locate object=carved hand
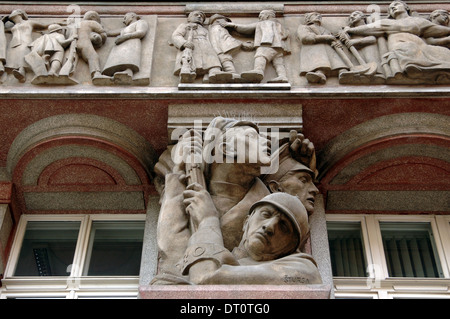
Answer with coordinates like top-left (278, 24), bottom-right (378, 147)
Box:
top-left (183, 41), bottom-right (195, 50)
top-left (288, 130), bottom-right (316, 169)
top-left (183, 183), bottom-right (219, 230)
top-left (171, 129), bottom-right (204, 173)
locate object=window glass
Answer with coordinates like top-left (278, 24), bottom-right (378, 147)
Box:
top-left (327, 221), bottom-right (367, 277)
top-left (83, 221), bottom-right (145, 276)
top-left (380, 222), bottom-right (444, 278)
top-left (14, 221), bottom-right (81, 276)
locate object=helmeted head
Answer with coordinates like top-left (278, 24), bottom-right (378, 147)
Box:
top-left (209, 14), bottom-right (231, 25)
top-left (242, 192), bottom-right (310, 261)
top-left (48, 24), bottom-right (63, 34)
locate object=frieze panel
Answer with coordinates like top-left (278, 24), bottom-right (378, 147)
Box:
top-left (0, 1), bottom-right (449, 87)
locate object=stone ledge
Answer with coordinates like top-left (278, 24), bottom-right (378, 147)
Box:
top-left (138, 284), bottom-right (332, 299)
top-left (0, 85), bottom-right (449, 99)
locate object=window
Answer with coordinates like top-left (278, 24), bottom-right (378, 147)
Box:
top-left (327, 221), bottom-right (368, 277)
top-left (1, 214), bottom-right (146, 299)
top-left (327, 215), bottom-right (450, 299)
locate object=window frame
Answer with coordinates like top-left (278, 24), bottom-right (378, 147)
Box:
top-left (1, 214), bottom-right (146, 299)
top-left (326, 214), bottom-right (450, 299)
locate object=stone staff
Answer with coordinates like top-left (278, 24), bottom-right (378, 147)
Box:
top-left (184, 128), bottom-right (206, 233)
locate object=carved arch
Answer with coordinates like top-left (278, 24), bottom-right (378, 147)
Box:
top-left (7, 114), bottom-right (158, 220)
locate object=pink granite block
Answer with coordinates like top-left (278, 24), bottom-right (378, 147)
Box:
top-left (139, 284), bottom-right (331, 299)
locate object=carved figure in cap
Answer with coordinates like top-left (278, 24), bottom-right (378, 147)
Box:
top-left (170, 11), bottom-right (222, 83)
top-left (208, 14), bottom-right (254, 83)
top-left (25, 23), bottom-right (78, 84)
top-left (101, 12), bottom-right (149, 85)
top-left (264, 140), bottom-right (319, 216)
top-left (219, 9), bottom-right (291, 83)
top-left (297, 12), bottom-right (349, 84)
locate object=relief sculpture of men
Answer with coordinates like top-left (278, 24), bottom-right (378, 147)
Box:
top-left (208, 14), bottom-right (254, 83)
top-left (3, 9), bottom-right (50, 83)
top-left (337, 11), bottom-right (386, 84)
top-left (180, 191), bottom-right (322, 285)
top-left (297, 12), bottom-right (349, 84)
top-left (344, 1), bottom-right (450, 84)
top-left (150, 116), bottom-right (322, 286)
top-left (219, 9), bottom-right (291, 83)
top-left (100, 12), bottom-right (149, 85)
top-left (170, 11), bottom-right (222, 83)
top-left (24, 23), bottom-right (78, 85)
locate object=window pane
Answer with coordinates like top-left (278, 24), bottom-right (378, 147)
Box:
top-left (327, 221), bottom-right (367, 277)
top-left (14, 221), bottom-right (80, 276)
top-left (83, 221), bottom-right (145, 276)
top-left (380, 222), bottom-right (444, 278)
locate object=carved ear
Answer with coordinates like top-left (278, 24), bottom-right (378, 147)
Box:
top-left (268, 180), bottom-right (282, 193)
top-left (242, 216), bottom-right (250, 231)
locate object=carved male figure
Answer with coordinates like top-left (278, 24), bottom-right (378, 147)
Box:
top-left (76, 11), bottom-right (108, 83)
top-left (297, 12), bottom-right (349, 84)
top-left (338, 10), bottom-right (386, 82)
top-left (264, 140), bottom-right (319, 216)
top-left (171, 11), bottom-right (222, 83)
top-left (152, 117), bottom-right (272, 282)
top-left (220, 9), bottom-right (291, 83)
top-left (208, 14), bottom-right (254, 83)
top-left (25, 24), bottom-right (77, 84)
top-left (426, 9), bottom-right (450, 48)
top-left (343, 1), bottom-right (450, 84)
top-left (102, 12), bottom-right (149, 84)
top-left (180, 192), bottom-right (322, 285)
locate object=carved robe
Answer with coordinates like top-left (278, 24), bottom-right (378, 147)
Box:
top-left (5, 21), bottom-right (34, 70)
top-left (102, 19), bottom-right (148, 76)
top-left (171, 22), bottom-right (221, 75)
top-left (382, 17), bottom-right (450, 77)
top-left (297, 24), bottom-right (348, 77)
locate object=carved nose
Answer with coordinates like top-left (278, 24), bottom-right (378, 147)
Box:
top-left (262, 216), bottom-right (278, 236)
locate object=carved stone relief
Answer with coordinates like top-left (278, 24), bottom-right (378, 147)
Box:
top-left (0, 9), bottom-right (153, 86)
top-left (151, 116), bottom-right (322, 285)
top-left (0, 1), bottom-right (449, 86)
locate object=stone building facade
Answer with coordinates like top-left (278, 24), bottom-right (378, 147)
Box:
top-left (0, 1), bottom-right (448, 299)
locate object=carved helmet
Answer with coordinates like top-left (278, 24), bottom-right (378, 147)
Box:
top-left (209, 14), bottom-right (231, 25)
top-left (249, 192), bottom-right (310, 251)
top-left (48, 24), bottom-right (63, 33)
